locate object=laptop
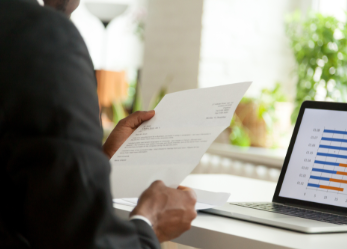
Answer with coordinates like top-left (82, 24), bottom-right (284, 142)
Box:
top-left (202, 101), bottom-right (347, 233)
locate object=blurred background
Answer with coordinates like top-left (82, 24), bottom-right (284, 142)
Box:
top-left (71, 0), bottom-right (347, 184)
top-left (69, 0), bottom-right (347, 248)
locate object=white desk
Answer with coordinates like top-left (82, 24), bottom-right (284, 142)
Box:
top-left (114, 174), bottom-right (347, 249)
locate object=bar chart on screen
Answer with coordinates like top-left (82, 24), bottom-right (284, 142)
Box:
top-left (307, 129), bottom-right (347, 195)
top-left (279, 108), bottom-right (347, 207)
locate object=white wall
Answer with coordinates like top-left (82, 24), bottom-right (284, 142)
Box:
top-left (312, 0), bottom-right (347, 22)
top-left (140, 0), bottom-right (203, 109)
top-left (199, 0), bottom-right (307, 97)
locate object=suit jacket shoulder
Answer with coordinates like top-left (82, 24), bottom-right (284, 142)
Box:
top-left (0, 1), bottom-right (160, 248)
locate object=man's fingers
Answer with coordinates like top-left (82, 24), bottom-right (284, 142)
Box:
top-left (151, 180), bottom-right (165, 188)
top-left (177, 185), bottom-right (190, 191)
top-left (124, 110), bottom-right (155, 129)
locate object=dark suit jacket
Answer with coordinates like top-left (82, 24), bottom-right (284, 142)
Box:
top-left (0, 0), bottom-right (161, 248)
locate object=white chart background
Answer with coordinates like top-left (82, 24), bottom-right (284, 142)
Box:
top-left (280, 108), bottom-right (347, 208)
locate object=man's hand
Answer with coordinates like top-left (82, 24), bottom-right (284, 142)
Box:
top-left (103, 111), bottom-right (155, 159)
top-left (130, 181), bottom-right (197, 243)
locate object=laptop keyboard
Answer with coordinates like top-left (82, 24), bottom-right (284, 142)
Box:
top-left (232, 203), bottom-right (347, 225)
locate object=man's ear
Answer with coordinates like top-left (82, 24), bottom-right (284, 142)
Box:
top-left (43, 0), bottom-right (80, 17)
top-left (65, 0), bottom-right (80, 16)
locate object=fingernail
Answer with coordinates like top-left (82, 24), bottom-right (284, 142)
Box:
top-left (148, 110), bottom-right (155, 114)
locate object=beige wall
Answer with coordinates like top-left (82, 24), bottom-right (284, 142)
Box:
top-left (140, 0), bottom-right (204, 109)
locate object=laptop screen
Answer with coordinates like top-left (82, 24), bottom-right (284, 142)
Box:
top-left (279, 108), bottom-right (347, 208)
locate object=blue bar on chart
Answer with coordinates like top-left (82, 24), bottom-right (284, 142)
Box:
top-left (314, 160), bottom-right (340, 167)
top-left (312, 168), bottom-right (337, 174)
top-left (317, 152), bottom-right (347, 159)
top-left (310, 175), bottom-right (347, 184)
top-left (324, 129), bottom-right (347, 135)
top-left (312, 166), bottom-right (347, 176)
top-left (321, 137), bottom-right (347, 143)
top-left (310, 175), bottom-right (330, 181)
top-left (319, 145), bottom-right (347, 151)
top-left (308, 183), bottom-right (320, 188)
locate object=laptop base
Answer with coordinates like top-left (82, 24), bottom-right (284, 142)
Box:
top-left (202, 202), bottom-right (347, 233)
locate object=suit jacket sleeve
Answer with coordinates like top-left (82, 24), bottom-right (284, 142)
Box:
top-left (0, 2), bottom-right (161, 249)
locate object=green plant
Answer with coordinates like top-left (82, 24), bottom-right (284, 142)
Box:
top-left (149, 85), bottom-right (168, 110)
top-left (230, 117), bottom-right (251, 147)
top-left (133, 7), bottom-right (147, 42)
top-left (148, 76), bottom-right (173, 110)
top-left (132, 89), bottom-right (142, 112)
top-left (111, 82), bottom-right (167, 127)
top-left (257, 83), bottom-right (287, 130)
top-left (286, 11), bottom-right (347, 123)
top-left (230, 83), bottom-right (287, 147)
top-left (112, 101), bottom-right (127, 124)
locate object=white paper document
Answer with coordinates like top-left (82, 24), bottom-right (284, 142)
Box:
top-left (110, 82), bottom-right (251, 199)
top-left (113, 189), bottom-right (231, 210)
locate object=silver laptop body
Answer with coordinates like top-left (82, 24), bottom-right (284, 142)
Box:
top-left (203, 101), bottom-right (347, 233)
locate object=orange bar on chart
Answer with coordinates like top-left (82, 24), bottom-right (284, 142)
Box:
top-left (319, 185), bottom-right (344, 192)
top-left (339, 163), bottom-right (347, 168)
top-left (336, 171), bottom-right (347, 176)
top-left (330, 178), bottom-right (347, 184)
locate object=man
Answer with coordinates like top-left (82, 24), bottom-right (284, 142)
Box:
top-left (0, 0), bottom-right (197, 248)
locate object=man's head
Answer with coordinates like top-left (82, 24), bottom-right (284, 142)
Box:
top-left (43, 0), bottom-right (80, 17)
